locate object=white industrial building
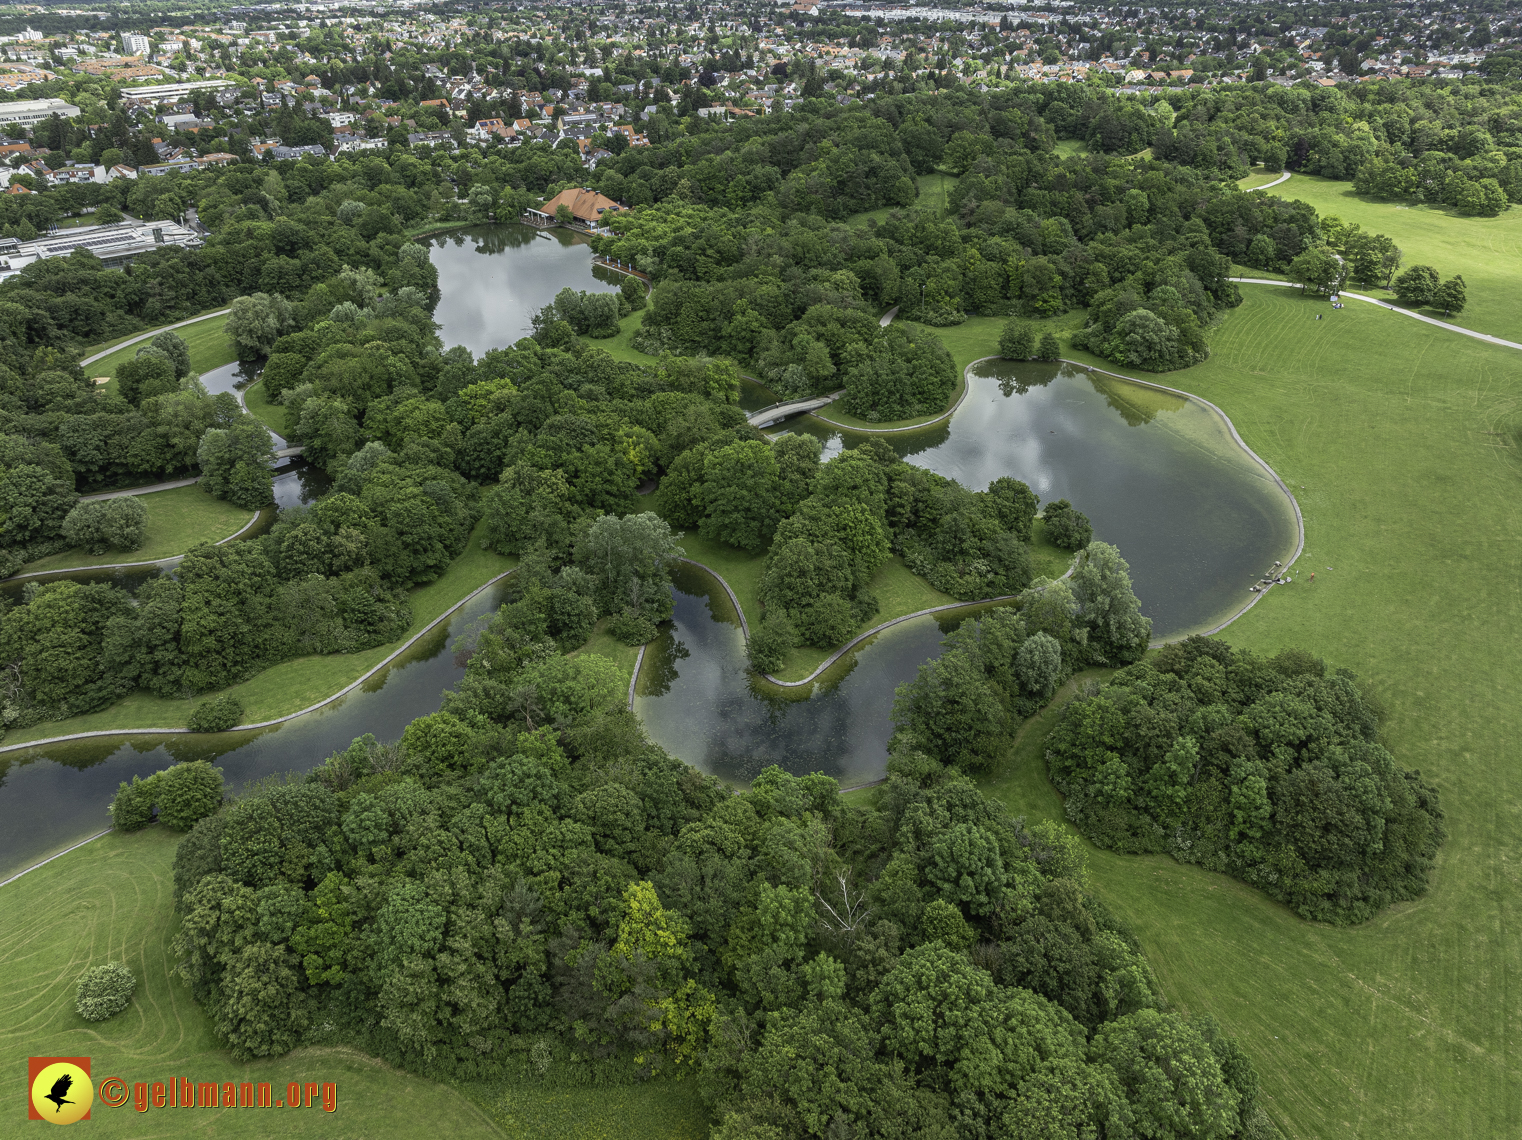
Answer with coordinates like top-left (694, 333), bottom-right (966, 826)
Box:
top-left (0, 219), bottom-right (203, 280)
top-left (0, 98), bottom-right (80, 126)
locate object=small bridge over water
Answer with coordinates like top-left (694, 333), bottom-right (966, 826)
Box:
top-left (746, 390), bottom-right (845, 428)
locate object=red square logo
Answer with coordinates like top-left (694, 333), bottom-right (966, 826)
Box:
top-left (28, 1057), bottom-right (91, 1122)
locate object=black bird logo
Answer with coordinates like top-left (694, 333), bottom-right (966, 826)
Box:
top-left (43, 1073), bottom-right (75, 1113)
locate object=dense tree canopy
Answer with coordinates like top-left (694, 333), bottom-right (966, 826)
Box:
top-left (1046, 636), bottom-right (1445, 924)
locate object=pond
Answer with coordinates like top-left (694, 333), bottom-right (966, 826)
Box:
top-left (0, 228), bottom-right (626, 879)
top-left (637, 361), bottom-right (1299, 786)
top-left (424, 223), bottom-right (624, 357)
top-left (0, 580), bottom-right (509, 881)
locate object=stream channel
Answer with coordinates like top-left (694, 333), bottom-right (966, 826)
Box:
top-left (0, 227), bottom-right (1297, 878)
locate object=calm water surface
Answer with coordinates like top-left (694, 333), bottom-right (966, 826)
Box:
top-left (640, 362), bottom-right (1299, 785)
top-left (425, 223), bottom-right (623, 356)
top-left (0, 581), bottom-right (507, 880)
top-left (0, 259), bottom-right (1301, 872)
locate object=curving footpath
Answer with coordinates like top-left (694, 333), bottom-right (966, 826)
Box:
top-left (1231, 277), bottom-right (1522, 351)
top-left (0, 567), bottom-right (518, 756)
top-left (81, 476), bottom-right (200, 501)
top-left (1245, 171), bottom-right (1292, 192)
top-left (4, 506), bottom-right (268, 582)
top-left (80, 309), bottom-right (232, 368)
top-left (632, 353), bottom-right (1308, 701)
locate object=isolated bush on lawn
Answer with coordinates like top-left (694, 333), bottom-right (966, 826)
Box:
top-left (76, 962), bottom-right (136, 1022)
top-left (61, 496), bottom-right (147, 554)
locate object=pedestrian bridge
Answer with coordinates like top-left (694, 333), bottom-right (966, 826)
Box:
top-left (746, 390), bottom-right (844, 428)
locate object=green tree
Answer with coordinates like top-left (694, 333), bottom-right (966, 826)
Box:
top-left (1393, 264), bottom-right (1440, 307)
top-left (197, 420), bottom-right (275, 509)
top-left (1088, 1009), bottom-right (1241, 1139)
top-left (1071, 542), bottom-right (1151, 665)
top-left (998, 318), bottom-right (1036, 360)
top-left (1287, 247), bottom-right (1341, 295)
top-left (1036, 330), bottom-right (1062, 361)
top-left (1433, 275), bottom-right (1467, 315)
top-left (225, 292), bottom-right (297, 360)
top-left (1041, 500), bottom-right (1093, 551)
top-left (574, 511), bottom-right (683, 620)
top-left (700, 440), bottom-right (782, 551)
top-left (61, 496), bottom-right (147, 554)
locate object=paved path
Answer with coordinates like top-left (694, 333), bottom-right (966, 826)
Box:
top-left (80, 308), bottom-right (232, 368)
top-left (81, 477), bottom-right (199, 501)
top-left (1231, 278), bottom-right (1522, 351)
top-left (879, 304), bottom-right (900, 327)
top-left (4, 507), bottom-right (265, 581)
top-left (1246, 170), bottom-right (1292, 192)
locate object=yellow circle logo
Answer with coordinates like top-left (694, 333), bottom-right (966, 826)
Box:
top-left (29, 1061), bottom-right (93, 1125)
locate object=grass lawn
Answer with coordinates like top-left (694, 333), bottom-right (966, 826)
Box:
top-left (1264, 172), bottom-right (1522, 342)
top-left (572, 616), bottom-right (642, 690)
top-left (982, 283), bottom-right (1522, 1138)
top-left (16, 485), bottom-right (255, 575)
top-left (0, 826), bottom-right (506, 1139)
top-left (243, 378), bottom-right (287, 436)
top-left (847, 171), bottom-right (960, 226)
top-left (2, 522), bottom-right (515, 745)
top-left (1237, 167), bottom-right (1284, 190)
top-left (588, 307), bottom-right (655, 367)
top-left (85, 313), bottom-right (237, 384)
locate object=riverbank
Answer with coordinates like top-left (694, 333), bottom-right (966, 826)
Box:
top-left (83, 311), bottom-right (237, 385)
top-left (243, 377), bottom-right (285, 435)
top-left (0, 521), bottom-right (515, 747)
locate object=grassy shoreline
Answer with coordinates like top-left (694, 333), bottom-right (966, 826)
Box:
top-left (14, 485), bottom-right (256, 576)
top-left (983, 284), bottom-right (1522, 1138)
top-left (1, 521), bottom-right (515, 745)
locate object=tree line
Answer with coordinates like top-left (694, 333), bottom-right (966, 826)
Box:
top-left (125, 613), bottom-right (1280, 1138)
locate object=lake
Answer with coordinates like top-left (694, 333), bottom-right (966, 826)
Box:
top-left (424, 223), bottom-right (624, 356)
top-left (636, 361), bottom-right (1300, 785)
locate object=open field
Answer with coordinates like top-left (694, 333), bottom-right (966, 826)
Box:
top-left (1237, 167), bottom-right (1284, 190)
top-left (0, 825), bottom-right (710, 1139)
top-left (86, 313), bottom-right (237, 383)
top-left (0, 826), bottom-right (506, 1139)
top-left (984, 284), bottom-right (1522, 1138)
top-left (847, 170), bottom-right (960, 226)
top-left (1265, 172), bottom-right (1522, 343)
top-left (2, 521), bottom-right (515, 745)
top-left (15, 485), bottom-right (255, 575)
top-left (242, 378), bottom-right (286, 436)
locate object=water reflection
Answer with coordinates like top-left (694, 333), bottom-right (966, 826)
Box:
top-left (425, 223), bottom-right (624, 357)
top-left (0, 580), bottom-right (510, 879)
top-left (769, 361), bottom-right (1297, 639)
top-left (644, 364), bottom-right (1298, 785)
top-left (635, 564), bottom-right (987, 788)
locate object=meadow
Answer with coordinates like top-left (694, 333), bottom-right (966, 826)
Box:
top-left (16, 484), bottom-right (255, 575)
top-left (994, 283), bottom-right (1522, 1138)
top-left (85, 312), bottom-right (238, 385)
top-left (1265, 172), bottom-right (1522, 343)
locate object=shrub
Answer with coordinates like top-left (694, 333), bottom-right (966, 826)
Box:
top-left (108, 773), bottom-right (160, 831)
top-left (61, 496), bottom-right (147, 555)
top-left (188, 695), bottom-right (244, 733)
top-left (1042, 499), bottom-right (1093, 551)
top-left (998, 318), bottom-right (1035, 360)
top-left (608, 611), bottom-right (658, 646)
top-left (155, 761), bottom-right (225, 830)
top-left (76, 962), bottom-right (136, 1022)
top-left (748, 611), bottom-right (797, 674)
top-left (1036, 330), bottom-right (1062, 362)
